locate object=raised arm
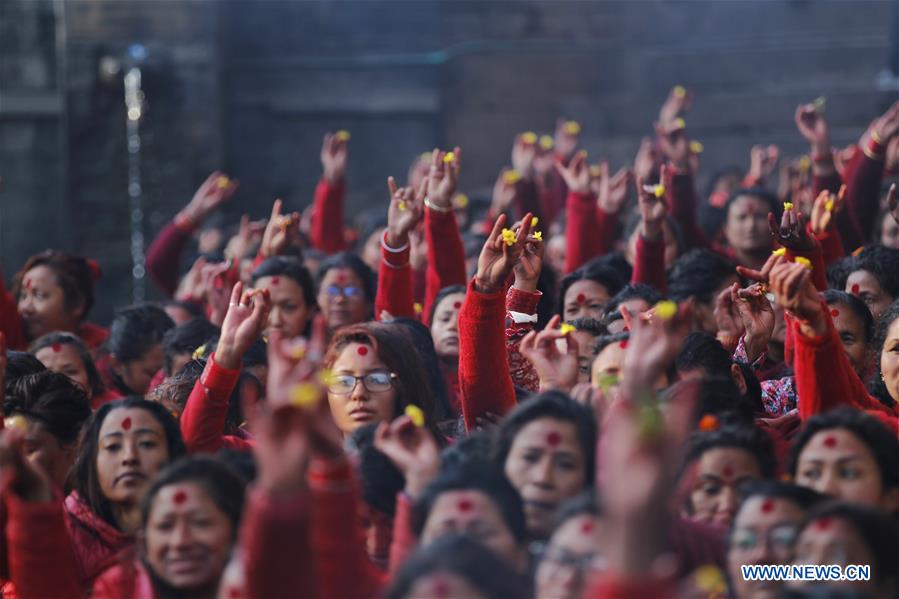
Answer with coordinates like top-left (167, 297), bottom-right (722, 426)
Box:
top-left (375, 177), bottom-right (424, 321)
top-left (309, 132), bottom-right (349, 254)
top-left (631, 168), bottom-right (669, 292)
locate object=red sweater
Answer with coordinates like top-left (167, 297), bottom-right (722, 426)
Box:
top-left (632, 234), bottom-right (668, 293)
top-left (457, 280), bottom-right (518, 431)
top-left (180, 353), bottom-right (251, 454)
top-left (842, 144), bottom-right (886, 251)
top-left (145, 219), bottom-right (195, 298)
top-left (375, 233), bottom-right (415, 321)
top-left (564, 191), bottom-right (618, 274)
top-left (423, 206), bottom-right (467, 325)
top-left (309, 178), bottom-right (348, 255)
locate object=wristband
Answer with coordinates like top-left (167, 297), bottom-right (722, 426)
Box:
top-left (870, 129), bottom-right (885, 145)
top-left (862, 136), bottom-right (885, 161)
top-left (810, 151), bottom-right (832, 164)
top-left (424, 197), bottom-right (452, 213)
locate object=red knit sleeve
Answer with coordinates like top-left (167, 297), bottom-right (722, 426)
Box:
top-left (241, 486), bottom-right (314, 599)
top-left (0, 275), bottom-right (26, 351)
top-left (5, 493), bottom-right (82, 598)
top-left (631, 235), bottom-right (668, 293)
top-left (812, 169), bottom-right (842, 197)
top-left (179, 354), bottom-right (246, 454)
top-left (388, 492), bottom-right (417, 575)
top-left (145, 220), bottom-right (195, 298)
top-left (458, 280), bottom-right (517, 431)
top-left (564, 191), bottom-right (603, 274)
top-left (668, 168), bottom-right (711, 251)
top-left (844, 144), bottom-right (885, 250)
top-left (506, 286), bottom-right (541, 394)
top-left (308, 459), bottom-right (386, 598)
top-left (375, 232), bottom-right (415, 321)
top-left (309, 178), bottom-right (348, 255)
top-left (815, 227), bottom-right (845, 268)
top-left (423, 207), bottom-right (467, 326)
top-left (583, 575), bottom-right (676, 599)
top-left (784, 242), bottom-right (827, 292)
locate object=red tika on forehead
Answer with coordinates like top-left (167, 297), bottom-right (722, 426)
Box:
top-left (851, 284), bottom-right (860, 295)
top-left (823, 435), bottom-right (837, 448)
top-left (761, 499), bottom-right (776, 514)
top-left (271, 277), bottom-right (280, 286)
top-left (619, 340), bottom-right (629, 349)
top-left (546, 431), bottom-right (562, 447)
top-left (722, 465), bottom-right (734, 478)
top-left (357, 345), bottom-right (369, 356)
top-left (121, 417), bottom-right (132, 431)
top-left (51, 343), bottom-right (62, 353)
top-left (830, 309), bottom-right (840, 318)
top-left (431, 580), bottom-right (450, 598)
top-left (173, 490), bottom-right (188, 505)
top-left (814, 517), bottom-right (832, 530)
top-left (453, 301), bottom-right (462, 310)
top-left (457, 499), bottom-right (474, 513)
top-left (576, 293), bottom-right (586, 304)
top-left (580, 520), bottom-right (595, 535)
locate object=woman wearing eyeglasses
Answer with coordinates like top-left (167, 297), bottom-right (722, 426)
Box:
top-left (315, 253), bottom-right (375, 333)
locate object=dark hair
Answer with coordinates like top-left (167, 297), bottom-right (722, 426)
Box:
top-left (12, 250), bottom-right (98, 321)
top-left (440, 431), bottom-right (493, 471)
top-left (325, 322), bottom-right (441, 439)
top-left (141, 456), bottom-right (246, 537)
top-left (386, 318), bottom-right (453, 423)
top-left (736, 480), bottom-right (826, 513)
top-left (822, 289), bottom-right (874, 344)
top-left (4, 351), bottom-right (46, 389)
top-left (72, 397), bottom-right (186, 528)
top-left (788, 408), bottom-right (899, 492)
top-left (682, 424), bottom-right (777, 482)
top-left (563, 318), bottom-right (607, 338)
top-left (225, 371), bottom-right (263, 435)
top-left (148, 359), bottom-right (205, 417)
top-left (799, 501), bottom-right (899, 592)
top-left (849, 245), bottom-right (899, 301)
top-left (5, 371), bottom-right (92, 446)
top-left (106, 303), bottom-right (175, 363)
top-left (28, 332), bottom-right (105, 398)
top-left (602, 283), bottom-right (664, 317)
top-left (492, 391), bottom-right (596, 486)
top-left (593, 331), bottom-right (629, 356)
top-left (665, 377), bottom-right (757, 427)
top-left (428, 284), bottom-right (466, 327)
top-left (826, 255), bottom-right (853, 292)
top-left (558, 260), bottom-right (625, 316)
top-left (551, 490), bottom-right (601, 533)
top-left (162, 300), bottom-right (204, 321)
top-left (350, 423), bottom-right (406, 517)
top-left (386, 534), bottom-right (531, 599)
top-left (413, 461), bottom-right (527, 544)
top-left (676, 332), bottom-right (733, 378)
top-left (869, 299), bottom-right (899, 405)
top-left (316, 252), bottom-right (376, 304)
top-left (251, 256), bottom-right (316, 309)
top-left (723, 186), bottom-right (779, 221)
top-left (667, 249), bottom-right (736, 304)
top-left (161, 318), bottom-right (219, 376)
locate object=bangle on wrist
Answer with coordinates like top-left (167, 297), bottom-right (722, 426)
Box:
top-left (870, 129), bottom-right (885, 145)
top-left (811, 151), bottom-right (832, 163)
top-left (863, 137), bottom-right (885, 161)
top-left (424, 197), bottom-right (452, 213)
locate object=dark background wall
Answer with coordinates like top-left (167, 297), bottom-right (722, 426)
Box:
top-left (2, 0), bottom-right (898, 324)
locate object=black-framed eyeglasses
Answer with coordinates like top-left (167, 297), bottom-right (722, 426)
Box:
top-left (730, 524), bottom-right (799, 554)
top-left (538, 545), bottom-right (607, 576)
top-left (325, 285), bottom-right (363, 300)
top-left (328, 371), bottom-right (397, 394)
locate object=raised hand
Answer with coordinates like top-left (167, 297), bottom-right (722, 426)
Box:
top-left (554, 150), bottom-right (590, 194)
top-left (736, 251), bottom-right (786, 284)
top-left (491, 168), bottom-right (519, 216)
top-left (0, 427), bottom-right (51, 502)
top-left (636, 168), bottom-right (668, 240)
top-left (634, 137), bottom-right (660, 184)
top-left (511, 218), bottom-right (544, 292)
top-left (216, 281), bottom-right (272, 369)
top-left (810, 185), bottom-right (846, 236)
top-left (426, 147), bottom-right (462, 209)
top-left (474, 212), bottom-right (534, 293)
top-left (794, 102), bottom-right (831, 153)
top-left (769, 204), bottom-right (815, 252)
top-left (887, 184), bottom-right (899, 227)
top-left (734, 283), bottom-right (776, 362)
top-left (518, 315), bottom-right (580, 393)
top-left (511, 135), bottom-right (537, 180)
top-left (321, 132), bottom-right (348, 184)
top-left (553, 118), bottom-right (581, 161)
top-left (259, 199), bottom-right (302, 258)
top-left (866, 100), bottom-right (899, 145)
top-left (177, 171), bottom-right (238, 226)
top-left (748, 144), bottom-right (780, 185)
top-left (373, 415), bottom-right (441, 498)
top-left (655, 120), bottom-right (690, 171)
top-left (200, 260), bottom-right (238, 327)
top-left (621, 301), bottom-right (692, 386)
top-left (596, 162), bottom-right (633, 215)
top-left (386, 176), bottom-right (425, 247)
top-left (658, 85), bottom-right (693, 126)
top-left (174, 256), bottom-right (208, 303)
top-left (224, 215), bottom-right (266, 262)
top-left (713, 283), bottom-right (746, 343)
top-left (769, 261), bottom-right (823, 332)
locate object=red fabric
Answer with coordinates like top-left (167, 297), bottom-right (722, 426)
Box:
top-left (180, 353), bottom-right (250, 454)
top-left (145, 220), bottom-right (195, 298)
top-left (815, 227), bottom-right (845, 268)
top-left (310, 178), bottom-right (348, 255)
top-left (564, 191), bottom-right (618, 274)
top-left (668, 168), bottom-right (711, 252)
top-left (64, 492), bottom-right (133, 588)
top-left (669, 516), bottom-right (727, 576)
top-left (423, 207), bottom-right (467, 326)
top-left (308, 458), bottom-right (387, 598)
top-left (505, 286), bottom-right (542, 394)
top-left (92, 388), bottom-right (124, 411)
top-left (78, 321), bottom-right (109, 351)
top-left (458, 279), bottom-right (517, 431)
top-left (241, 486), bottom-right (314, 599)
top-left (92, 560), bottom-right (154, 599)
top-left (375, 232), bottom-right (415, 321)
top-left (784, 243), bottom-right (827, 292)
top-left (388, 492), bottom-right (417, 575)
top-left (842, 145), bottom-right (885, 251)
top-left (0, 273), bottom-right (26, 351)
top-left (631, 234), bottom-right (667, 293)
top-left (793, 313), bottom-right (899, 432)
top-left (538, 169), bottom-right (566, 228)
top-left (583, 574), bottom-right (675, 599)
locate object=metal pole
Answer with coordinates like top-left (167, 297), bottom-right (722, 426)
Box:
top-left (124, 65), bottom-right (146, 302)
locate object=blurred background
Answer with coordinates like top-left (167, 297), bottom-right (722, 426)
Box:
top-left (2, 0), bottom-right (898, 321)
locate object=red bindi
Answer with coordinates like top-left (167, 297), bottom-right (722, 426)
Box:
top-left (851, 284), bottom-right (860, 295)
top-left (457, 499), bottom-right (473, 513)
top-left (722, 465), bottom-right (734, 478)
top-left (619, 340), bottom-right (629, 349)
top-left (227, 588), bottom-right (241, 599)
top-left (357, 346), bottom-right (369, 356)
top-left (51, 343), bottom-right (62, 353)
top-left (576, 293), bottom-right (586, 304)
top-left (546, 431), bottom-right (562, 446)
top-left (580, 520), bottom-right (595, 534)
top-left (814, 517), bottom-right (832, 530)
top-left (830, 309), bottom-right (840, 317)
top-left (431, 580), bottom-right (450, 598)
top-left (271, 277), bottom-right (280, 286)
top-left (453, 301), bottom-right (462, 309)
top-left (173, 490), bottom-right (188, 505)
top-left (121, 417), bottom-right (132, 431)
top-left (761, 499), bottom-right (776, 514)
top-left (822, 435), bottom-right (837, 448)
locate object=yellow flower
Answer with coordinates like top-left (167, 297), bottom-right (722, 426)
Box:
top-left (654, 184), bottom-right (666, 198)
top-left (559, 323), bottom-right (576, 335)
top-left (814, 96), bottom-right (826, 112)
top-left (414, 302), bottom-right (423, 314)
top-left (673, 117), bottom-right (686, 130)
top-left (690, 140), bottom-right (704, 154)
top-left (772, 247), bottom-right (787, 256)
top-left (596, 372), bottom-right (619, 392)
top-left (532, 231), bottom-right (543, 241)
top-left (564, 120), bottom-right (581, 135)
top-left (454, 193), bottom-right (469, 208)
top-left (192, 343), bottom-right (208, 360)
top-left (216, 176), bottom-right (231, 189)
top-left (799, 155), bottom-right (811, 171)
top-left (654, 300), bottom-right (677, 321)
top-left (783, 202), bottom-right (794, 211)
top-left (521, 131), bottom-right (537, 144)
top-left (825, 199), bottom-right (835, 212)
top-left (530, 216), bottom-right (539, 227)
top-left (398, 200), bottom-right (407, 211)
top-left (694, 565), bottom-right (727, 595)
top-left (673, 85), bottom-right (687, 98)
top-left (539, 135), bottom-right (554, 150)
top-left (501, 228), bottom-right (517, 246)
top-left (589, 165), bottom-right (602, 178)
top-left (316, 368), bottom-right (334, 387)
top-left (3, 415), bottom-right (27, 432)
top-left (794, 256), bottom-right (812, 269)
top-left (336, 130), bottom-right (351, 142)
top-left (405, 404), bottom-right (425, 427)
top-left (503, 170), bottom-right (521, 185)
top-left (290, 345), bottom-right (306, 360)
top-left (289, 383), bottom-right (320, 408)
top-left (443, 151), bottom-right (456, 164)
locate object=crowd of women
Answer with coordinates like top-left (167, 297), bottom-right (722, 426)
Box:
top-left (4, 86), bottom-right (899, 597)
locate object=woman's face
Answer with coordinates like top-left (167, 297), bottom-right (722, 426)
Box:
top-left (317, 267), bottom-right (369, 330)
top-left (535, 514), bottom-right (605, 599)
top-left (145, 482), bottom-right (234, 592)
top-left (255, 275), bottom-right (311, 338)
top-left (17, 266), bottom-right (82, 340)
top-left (591, 342), bottom-right (626, 395)
top-left (97, 408), bottom-right (171, 509)
top-left (727, 496), bottom-right (805, 599)
top-left (829, 302), bottom-right (871, 376)
top-left (504, 418), bottom-right (586, 538)
top-left (430, 293), bottom-right (465, 363)
top-left (23, 418), bottom-right (77, 488)
top-left (879, 316), bottom-right (899, 404)
top-left (407, 571), bottom-right (489, 599)
top-left (685, 447), bottom-right (762, 528)
top-left (790, 517), bottom-right (877, 593)
top-left (563, 280), bottom-right (610, 322)
top-left (724, 195), bottom-right (772, 254)
top-left (34, 343), bottom-right (92, 397)
top-left (114, 344), bottom-right (165, 396)
top-left (846, 270), bottom-right (891, 320)
top-left (794, 428), bottom-right (894, 510)
top-left (569, 330), bottom-right (597, 385)
top-left (326, 342), bottom-right (398, 434)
